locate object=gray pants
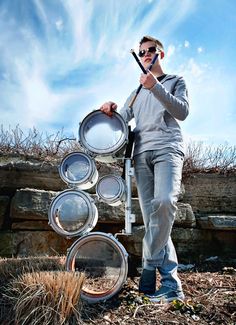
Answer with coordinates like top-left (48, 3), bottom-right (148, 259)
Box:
top-left (134, 148), bottom-right (184, 291)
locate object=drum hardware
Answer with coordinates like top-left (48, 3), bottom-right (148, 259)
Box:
top-left (48, 109), bottom-right (136, 303)
top-left (124, 158), bottom-right (135, 234)
top-left (66, 232), bottom-right (128, 304)
top-left (78, 110), bottom-right (129, 163)
top-left (58, 151), bottom-right (98, 190)
top-left (96, 174), bottom-right (127, 207)
top-left (48, 189), bottom-right (98, 238)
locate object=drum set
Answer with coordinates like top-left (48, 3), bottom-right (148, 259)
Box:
top-left (48, 110), bottom-right (135, 304)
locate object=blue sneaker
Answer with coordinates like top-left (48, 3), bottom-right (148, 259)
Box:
top-left (147, 286), bottom-right (185, 303)
top-left (139, 269), bottom-right (156, 294)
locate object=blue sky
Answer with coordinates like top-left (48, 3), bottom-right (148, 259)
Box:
top-left (0, 0), bottom-right (235, 145)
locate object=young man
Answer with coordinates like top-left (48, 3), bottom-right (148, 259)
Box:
top-left (100, 35), bottom-right (189, 302)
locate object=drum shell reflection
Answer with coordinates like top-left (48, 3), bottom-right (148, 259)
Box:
top-left (96, 175), bottom-right (127, 206)
top-left (48, 189), bottom-right (98, 238)
top-left (66, 232), bottom-right (128, 303)
top-left (59, 151), bottom-right (98, 190)
top-left (78, 110), bottom-right (128, 163)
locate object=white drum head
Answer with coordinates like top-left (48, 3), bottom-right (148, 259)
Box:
top-left (96, 175), bottom-right (126, 206)
top-left (66, 232), bottom-right (128, 303)
top-left (59, 152), bottom-right (98, 190)
top-left (48, 189), bottom-right (98, 238)
top-left (78, 110), bottom-right (128, 162)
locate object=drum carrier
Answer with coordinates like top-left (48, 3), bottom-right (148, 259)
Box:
top-left (48, 110), bottom-right (135, 303)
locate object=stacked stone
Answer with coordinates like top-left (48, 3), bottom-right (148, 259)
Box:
top-left (0, 155), bottom-right (236, 262)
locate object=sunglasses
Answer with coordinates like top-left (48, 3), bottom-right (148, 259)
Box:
top-left (138, 46), bottom-right (159, 58)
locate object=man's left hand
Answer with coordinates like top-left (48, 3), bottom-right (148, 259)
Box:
top-left (140, 71), bottom-right (157, 89)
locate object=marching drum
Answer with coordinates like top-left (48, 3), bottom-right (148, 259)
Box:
top-left (78, 110), bottom-right (128, 163)
top-left (48, 189), bottom-right (98, 238)
top-left (66, 232), bottom-right (128, 303)
top-left (59, 151), bottom-right (98, 190)
top-left (96, 175), bottom-right (127, 206)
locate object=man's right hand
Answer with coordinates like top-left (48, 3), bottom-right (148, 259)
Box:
top-left (100, 101), bottom-right (117, 117)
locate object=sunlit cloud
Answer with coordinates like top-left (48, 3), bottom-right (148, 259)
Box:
top-left (55, 19), bottom-right (64, 31)
top-left (184, 40), bottom-right (190, 48)
top-left (166, 44), bottom-right (176, 58)
top-left (0, 0), bottom-right (235, 146)
top-left (176, 57), bottom-right (236, 145)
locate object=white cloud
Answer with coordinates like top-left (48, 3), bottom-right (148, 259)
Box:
top-left (166, 44), bottom-right (176, 58)
top-left (184, 40), bottom-right (190, 48)
top-left (175, 57), bottom-right (236, 145)
top-left (186, 58), bottom-right (204, 78)
top-left (0, 0), bottom-right (234, 146)
top-left (55, 19), bottom-right (64, 31)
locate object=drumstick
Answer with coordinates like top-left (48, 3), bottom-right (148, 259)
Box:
top-left (130, 49), bottom-right (146, 74)
top-left (129, 52), bottom-right (159, 108)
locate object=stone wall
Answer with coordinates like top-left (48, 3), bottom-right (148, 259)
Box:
top-left (0, 155), bottom-right (236, 263)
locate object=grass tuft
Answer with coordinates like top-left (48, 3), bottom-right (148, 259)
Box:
top-left (4, 271), bottom-right (85, 325)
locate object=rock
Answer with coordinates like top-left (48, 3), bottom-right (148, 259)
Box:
top-left (118, 226), bottom-right (236, 262)
top-left (0, 230), bottom-right (73, 257)
top-left (0, 196), bottom-right (10, 229)
top-left (10, 188), bottom-right (57, 220)
top-left (1, 226), bottom-right (236, 261)
top-left (0, 231), bottom-right (14, 256)
top-left (175, 202), bottom-right (196, 227)
top-left (197, 215), bottom-right (236, 230)
top-left (183, 173), bottom-right (236, 214)
top-left (11, 220), bottom-right (51, 230)
top-left (0, 156), bottom-right (186, 198)
top-left (0, 156), bottom-right (122, 193)
top-left (10, 188), bottom-right (196, 228)
top-left (0, 157), bottom-right (66, 192)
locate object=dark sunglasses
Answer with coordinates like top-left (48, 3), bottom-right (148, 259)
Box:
top-left (138, 46), bottom-right (158, 58)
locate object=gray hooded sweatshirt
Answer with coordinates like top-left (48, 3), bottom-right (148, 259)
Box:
top-left (119, 74), bottom-right (189, 156)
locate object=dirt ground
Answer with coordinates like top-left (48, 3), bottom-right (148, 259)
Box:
top-left (79, 264), bottom-right (236, 325)
top-left (0, 258), bottom-right (235, 324)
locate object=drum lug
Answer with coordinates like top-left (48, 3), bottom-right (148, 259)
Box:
top-left (130, 213), bottom-right (136, 223)
top-left (128, 167), bottom-right (134, 176)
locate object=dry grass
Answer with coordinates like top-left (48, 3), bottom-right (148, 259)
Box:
top-left (4, 271), bottom-right (85, 325)
top-left (0, 124), bottom-right (81, 160)
top-left (0, 256), bottom-right (65, 287)
top-left (183, 140), bottom-right (236, 175)
top-left (0, 125), bottom-right (235, 174)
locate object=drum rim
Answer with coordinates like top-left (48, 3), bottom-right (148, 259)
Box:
top-left (78, 110), bottom-right (128, 156)
top-left (48, 189), bottom-right (98, 238)
top-left (96, 174), bottom-right (126, 203)
top-left (66, 231), bottom-right (128, 303)
top-left (59, 151), bottom-right (96, 186)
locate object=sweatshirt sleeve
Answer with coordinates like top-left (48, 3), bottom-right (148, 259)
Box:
top-left (118, 91), bottom-right (135, 122)
top-left (150, 76), bottom-right (189, 121)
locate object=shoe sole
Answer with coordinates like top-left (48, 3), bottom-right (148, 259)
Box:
top-left (149, 296), bottom-right (185, 303)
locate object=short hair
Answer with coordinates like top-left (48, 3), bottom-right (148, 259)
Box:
top-left (139, 35), bottom-right (164, 52)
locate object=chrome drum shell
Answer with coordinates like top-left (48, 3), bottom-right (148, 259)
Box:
top-left (96, 174), bottom-right (126, 206)
top-left (59, 151), bottom-right (98, 190)
top-left (48, 189), bottom-right (98, 238)
top-left (78, 110), bottom-right (128, 163)
top-left (66, 232), bottom-right (128, 303)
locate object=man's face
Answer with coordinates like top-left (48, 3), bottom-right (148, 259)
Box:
top-left (139, 41), bottom-right (159, 69)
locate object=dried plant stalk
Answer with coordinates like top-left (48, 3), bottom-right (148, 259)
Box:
top-left (0, 256), bottom-right (65, 287)
top-left (0, 124), bottom-right (81, 159)
top-left (0, 125), bottom-right (235, 174)
top-left (5, 271), bottom-right (85, 325)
